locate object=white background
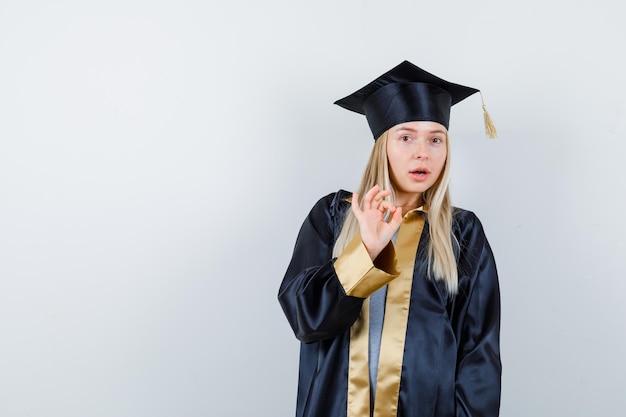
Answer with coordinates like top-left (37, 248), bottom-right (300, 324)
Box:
top-left (1, 1), bottom-right (625, 416)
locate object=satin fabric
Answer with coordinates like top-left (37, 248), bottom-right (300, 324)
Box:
top-left (278, 191), bottom-right (501, 417)
top-left (333, 61), bottom-right (480, 139)
top-left (363, 83), bottom-right (453, 139)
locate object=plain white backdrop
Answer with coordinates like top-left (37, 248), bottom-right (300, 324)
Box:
top-left (1, 0), bottom-right (625, 416)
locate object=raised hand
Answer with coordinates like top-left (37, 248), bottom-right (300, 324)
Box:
top-left (351, 185), bottom-right (403, 260)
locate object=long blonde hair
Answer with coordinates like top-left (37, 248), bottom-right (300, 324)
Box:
top-left (332, 130), bottom-right (459, 295)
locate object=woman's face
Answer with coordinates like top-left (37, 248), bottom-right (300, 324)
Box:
top-left (386, 121), bottom-right (448, 202)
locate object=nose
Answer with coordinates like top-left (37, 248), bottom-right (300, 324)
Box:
top-left (413, 140), bottom-right (429, 159)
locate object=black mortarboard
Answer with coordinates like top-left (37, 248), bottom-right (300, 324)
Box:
top-left (334, 60), bottom-right (496, 140)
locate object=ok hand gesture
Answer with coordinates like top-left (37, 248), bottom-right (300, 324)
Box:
top-left (351, 185), bottom-right (403, 260)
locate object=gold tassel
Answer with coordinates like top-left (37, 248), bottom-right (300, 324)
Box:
top-left (480, 92), bottom-right (497, 139)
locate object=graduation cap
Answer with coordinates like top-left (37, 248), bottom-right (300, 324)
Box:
top-left (334, 60), bottom-right (497, 140)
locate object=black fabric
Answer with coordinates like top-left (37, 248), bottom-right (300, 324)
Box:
top-left (334, 61), bottom-right (479, 139)
top-left (278, 191), bottom-right (501, 417)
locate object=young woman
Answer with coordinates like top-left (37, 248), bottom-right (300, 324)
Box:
top-left (278, 61), bottom-right (501, 417)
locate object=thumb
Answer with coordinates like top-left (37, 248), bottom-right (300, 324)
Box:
top-left (388, 206), bottom-right (403, 231)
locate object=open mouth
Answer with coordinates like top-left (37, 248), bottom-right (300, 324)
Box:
top-left (409, 168), bottom-right (430, 180)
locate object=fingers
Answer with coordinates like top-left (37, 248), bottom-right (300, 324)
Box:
top-left (388, 206), bottom-right (403, 230)
top-left (378, 200), bottom-right (396, 211)
top-left (361, 185), bottom-right (378, 210)
top-left (352, 185), bottom-right (395, 225)
top-left (361, 185), bottom-right (391, 211)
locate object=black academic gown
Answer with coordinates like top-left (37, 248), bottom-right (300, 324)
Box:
top-left (278, 190), bottom-right (501, 417)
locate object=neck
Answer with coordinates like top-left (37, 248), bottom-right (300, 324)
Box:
top-left (394, 192), bottom-right (424, 213)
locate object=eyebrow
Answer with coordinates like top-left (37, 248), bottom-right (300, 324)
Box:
top-left (395, 127), bottom-right (447, 135)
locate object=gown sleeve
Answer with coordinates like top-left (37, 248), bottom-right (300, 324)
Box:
top-left (454, 213), bottom-right (502, 417)
top-left (278, 192), bottom-right (398, 343)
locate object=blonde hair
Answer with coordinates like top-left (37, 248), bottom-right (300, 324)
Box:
top-left (332, 130), bottom-right (459, 295)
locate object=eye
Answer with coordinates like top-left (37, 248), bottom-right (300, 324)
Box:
top-left (432, 137), bottom-right (442, 144)
top-left (400, 135), bottom-right (412, 142)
